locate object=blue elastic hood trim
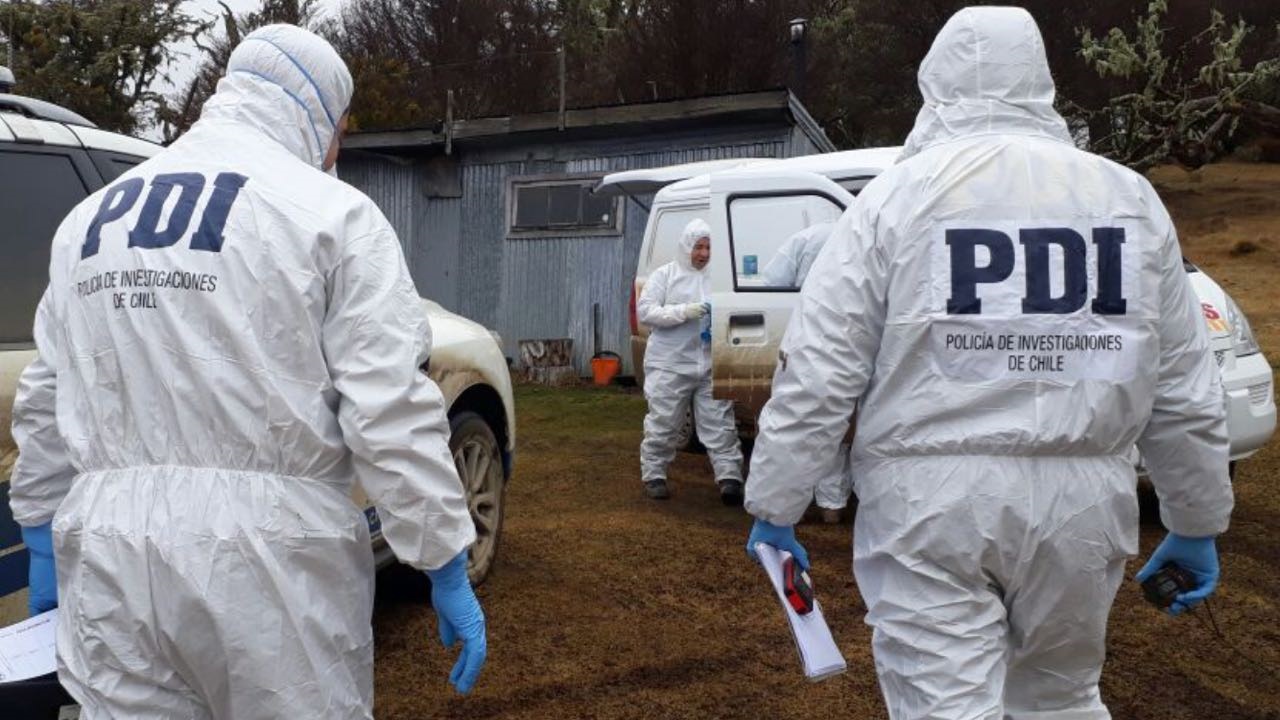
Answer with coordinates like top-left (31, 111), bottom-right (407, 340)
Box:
top-left (230, 69), bottom-right (324, 158)
top-left (243, 35), bottom-right (338, 129)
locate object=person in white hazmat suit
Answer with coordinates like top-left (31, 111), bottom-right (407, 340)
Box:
top-left (8, 25), bottom-right (486, 718)
top-left (761, 220), bottom-right (834, 289)
top-left (762, 220), bottom-right (853, 523)
top-left (637, 219), bottom-right (745, 504)
top-left (745, 7), bottom-right (1233, 719)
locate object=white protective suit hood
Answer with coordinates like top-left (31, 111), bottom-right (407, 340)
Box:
top-left (900, 6), bottom-right (1072, 160)
top-left (200, 24), bottom-right (353, 170)
top-left (676, 218), bottom-right (711, 272)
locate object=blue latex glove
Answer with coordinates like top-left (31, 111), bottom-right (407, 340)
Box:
top-left (22, 522), bottom-right (57, 616)
top-left (425, 552), bottom-right (486, 694)
top-left (746, 518), bottom-right (810, 571)
top-left (699, 303), bottom-right (713, 343)
top-left (1135, 533), bottom-right (1220, 616)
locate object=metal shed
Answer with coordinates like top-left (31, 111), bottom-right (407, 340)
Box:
top-left (337, 89), bottom-right (834, 376)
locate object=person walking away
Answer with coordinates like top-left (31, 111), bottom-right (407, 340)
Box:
top-left (744, 7), bottom-right (1232, 718)
top-left (10, 25), bottom-right (486, 719)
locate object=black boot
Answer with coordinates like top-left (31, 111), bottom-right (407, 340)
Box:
top-left (718, 479), bottom-right (744, 506)
top-left (644, 479), bottom-right (671, 500)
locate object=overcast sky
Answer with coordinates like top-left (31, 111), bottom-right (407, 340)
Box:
top-left (164, 0), bottom-right (347, 97)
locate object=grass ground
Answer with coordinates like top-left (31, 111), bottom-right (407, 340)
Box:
top-left (372, 162), bottom-right (1280, 719)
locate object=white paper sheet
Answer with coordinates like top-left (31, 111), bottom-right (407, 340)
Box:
top-left (0, 609), bottom-right (58, 683)
top-left (754, 543), bottom-right (847, 682)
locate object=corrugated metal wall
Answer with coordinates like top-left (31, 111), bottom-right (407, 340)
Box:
top-left (500, 235), bottom-right (626, 370)
top-left (344, 125), bottom-right (830, 375)
top-left (418, 196), bottom-right (462, 310)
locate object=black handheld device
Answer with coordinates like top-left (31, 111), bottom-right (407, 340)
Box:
top-left (1141, 562), bottom-right (1196, 609)
top-left (782, 555), bottom-right (814, 615)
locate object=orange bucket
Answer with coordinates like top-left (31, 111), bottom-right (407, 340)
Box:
top-left (591, 352), bottom-right (621, 386)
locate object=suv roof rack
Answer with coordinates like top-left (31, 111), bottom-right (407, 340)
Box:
top-left (0, 94), bottom-right (96, 129)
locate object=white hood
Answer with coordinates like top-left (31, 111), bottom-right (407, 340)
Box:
top-left (900, 6), bottom-right (1072, 160)
top-left (676, 218), bottom-right (711, 272)
top-left (198, 24), bottom-right (353, 169)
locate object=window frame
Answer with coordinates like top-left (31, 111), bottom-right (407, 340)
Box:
top-left (833, 174), bottom-right (877, 196)
top-left (0, 143), bottom-right (102, 349)
top-left (88, 148), bottom-right (148, 182)
top-left (506, 173), bottom-right (624, 239)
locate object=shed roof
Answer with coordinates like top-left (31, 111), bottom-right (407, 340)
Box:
top-left (342, 89), bottom-right (834, 155)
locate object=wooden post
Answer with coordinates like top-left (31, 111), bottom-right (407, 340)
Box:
top-left (445, 89), bottom-right (454, 155)
top-left (558, 47), bottom-right (566, 131)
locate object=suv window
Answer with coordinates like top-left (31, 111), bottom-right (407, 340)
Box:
top-left (108, 158), bottom-right (139, 177)
top-left (0, 149), bottom-right (90, 343)
top-left (87, 149), bottom-right (147, 183)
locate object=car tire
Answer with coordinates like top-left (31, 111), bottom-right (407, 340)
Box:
top-left (450, 411), bottom-right (506, 586)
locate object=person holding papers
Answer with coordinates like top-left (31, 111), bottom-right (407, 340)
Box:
top-left (745, 6), bottom-right (1232, 719)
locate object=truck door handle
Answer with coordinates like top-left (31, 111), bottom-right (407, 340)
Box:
top-left (729, 313), bottom-right (765, 327)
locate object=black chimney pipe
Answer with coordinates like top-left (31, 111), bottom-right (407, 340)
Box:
top-left (789, 18), bottom-right (808, 101)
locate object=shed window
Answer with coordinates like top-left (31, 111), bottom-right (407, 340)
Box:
top-left (509, 179), bottom-right (620, 235)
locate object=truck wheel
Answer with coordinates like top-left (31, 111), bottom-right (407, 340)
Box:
top-left (450, 411), bottom-right (506, 585)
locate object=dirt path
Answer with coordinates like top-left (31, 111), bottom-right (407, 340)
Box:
top-left (372, 163), bottom-right (1280, 719)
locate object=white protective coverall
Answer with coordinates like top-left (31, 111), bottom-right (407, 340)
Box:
top-left (637, 219), bottom-right (743, 484)
top-left (745, 8), bottom-right (1232, 719)
top-left (9, 25), bottom-right (474, 720)
top-left (762, 221), bottom-right (834, 288)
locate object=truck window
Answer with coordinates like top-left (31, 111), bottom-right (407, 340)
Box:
top-left (0, 149), bottom-right (90, 344)
top-left (727, 193), bottom-right (843, 291)
top-left (836, 175), bottom-right (876, 195)
top-left (645, 205), bottom-right (708, 269)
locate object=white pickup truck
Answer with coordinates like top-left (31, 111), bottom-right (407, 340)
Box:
top-left (605, 148), bottom-right (1276, 474)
